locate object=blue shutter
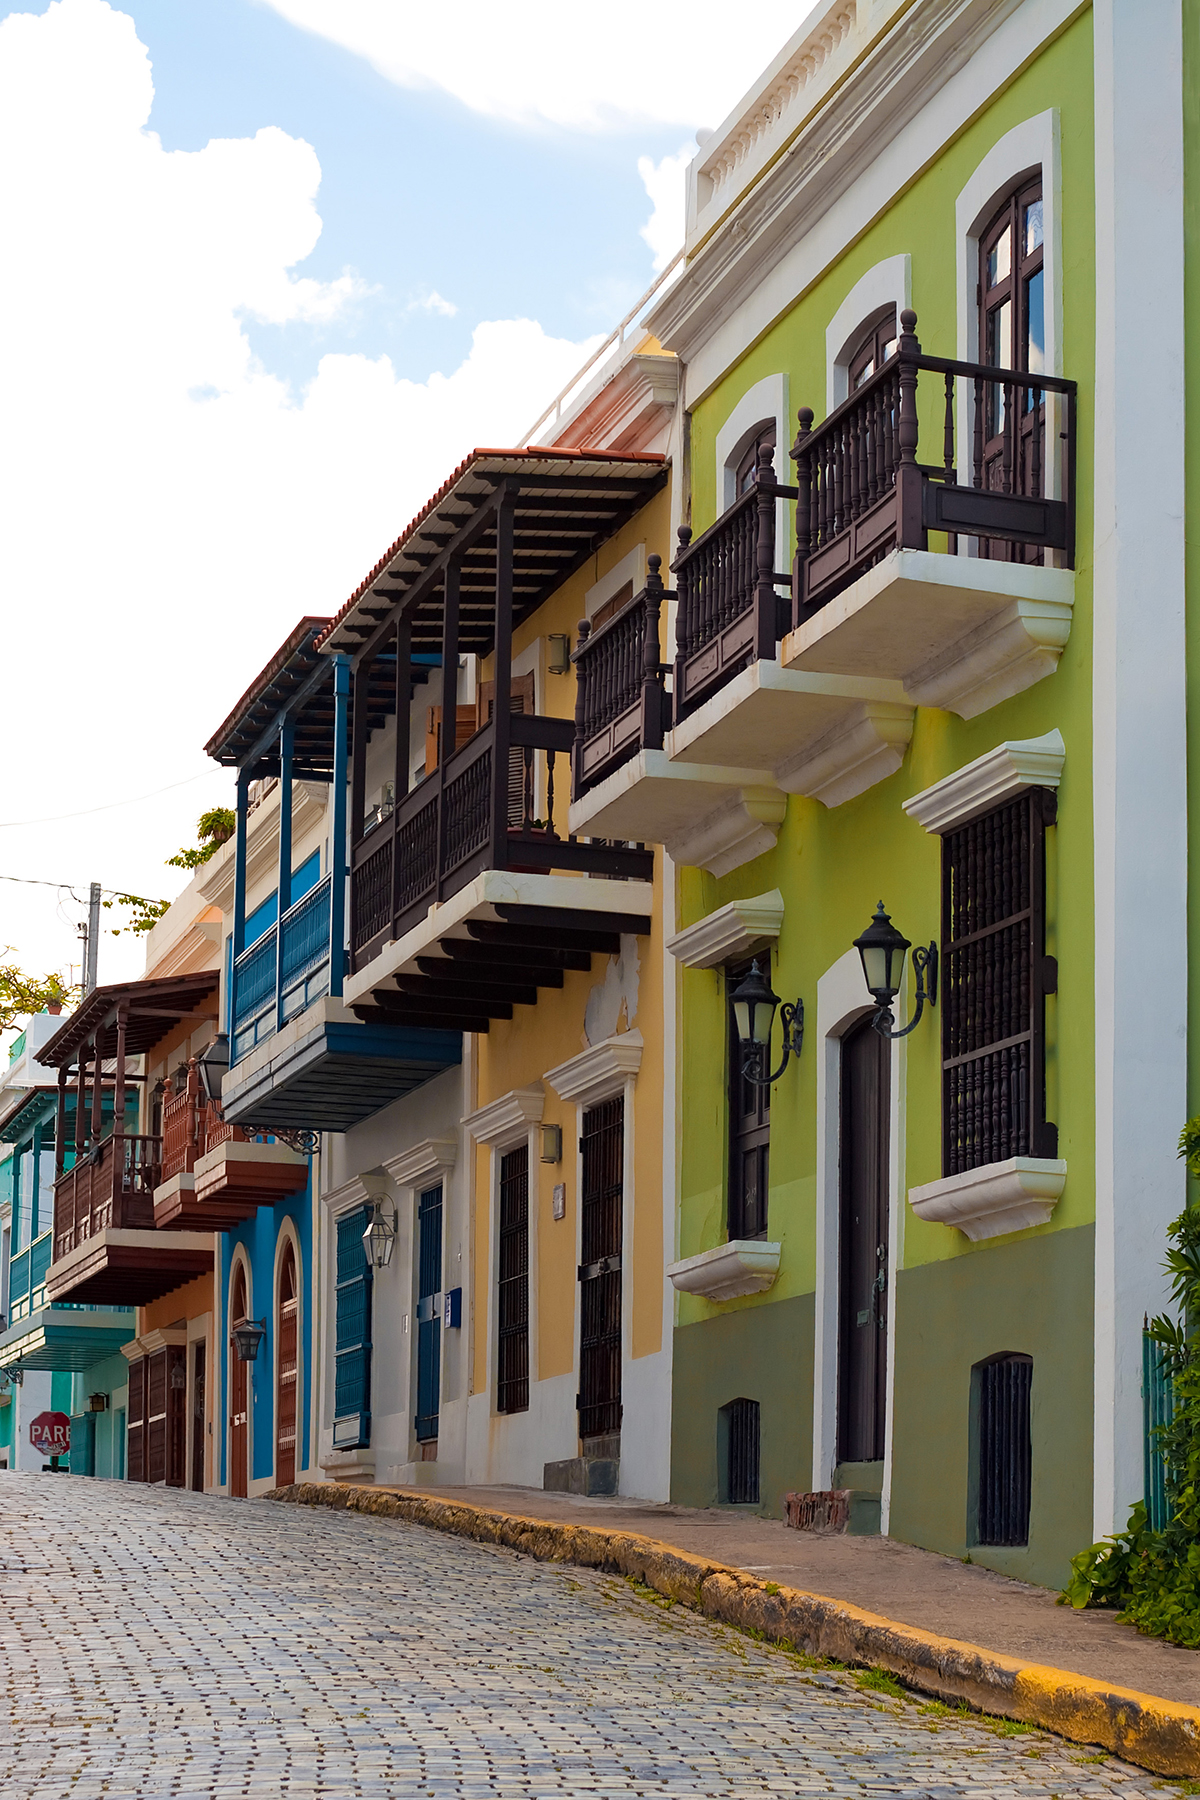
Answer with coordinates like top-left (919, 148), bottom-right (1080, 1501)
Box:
top-left (334, 1208), bottom-right (372, 1448)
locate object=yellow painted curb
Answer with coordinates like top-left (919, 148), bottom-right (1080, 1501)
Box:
top-left (266, 1481), bottom-right (1200, 1778)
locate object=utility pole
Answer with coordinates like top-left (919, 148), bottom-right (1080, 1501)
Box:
top-left (82, 881), bottom-right (100, 995)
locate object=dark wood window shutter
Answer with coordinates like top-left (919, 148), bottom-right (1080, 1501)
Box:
top-left (334, 1208), bottom-right (372, 1447)
top-left (941, 789), bottom-right (1057, 1174)
top-left (577, 1097), bottom-right (623, 1443)
top-left (126, 1355), bottom-right (146, 1483)
top-left (497, 1144), bottom-right (530, 1415)
top-left (727, 960), bottom-right (769, 1239)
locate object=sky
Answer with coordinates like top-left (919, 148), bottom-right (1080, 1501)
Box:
top-left (0, 0), bottom-right (812, 1005)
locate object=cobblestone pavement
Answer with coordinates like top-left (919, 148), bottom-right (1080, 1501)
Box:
top-left (0, 1476), bottom-right (1174, 1799)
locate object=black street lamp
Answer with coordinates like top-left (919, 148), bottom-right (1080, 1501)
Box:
top-left (231, 1317), bottom-right (266, 1362)
top-left (729, 958), bottom-right (804, 1086)
top-left (853, 902), bottom-right (937, 1040)
top-left (197, 1033), bottom-right (230, 1104)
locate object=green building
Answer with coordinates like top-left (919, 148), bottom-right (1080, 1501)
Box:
top-left (568, 0), bottom-right (1181, 1586)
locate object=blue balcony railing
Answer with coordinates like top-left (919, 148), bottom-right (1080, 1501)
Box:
top-left (232, 874), bottom-right (333, 1063)
top-left (8, 1230), bottom-right (52, 1324)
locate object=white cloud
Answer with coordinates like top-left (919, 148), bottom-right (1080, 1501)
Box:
top-left (0, 0), bottom-right (599, 987)
top-left (260, 0), bottom-right (815, 133)
top-left (408, 289), bottom-right (459, 318)
top-left (638, 144), bottom-right (692, 272)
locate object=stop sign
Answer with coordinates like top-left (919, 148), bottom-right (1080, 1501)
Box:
top-left (29, 1411), bottom-right (70, 1458)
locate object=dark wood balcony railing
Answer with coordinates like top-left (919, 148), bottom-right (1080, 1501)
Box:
top-left (160, 1062), bottom-right (253, 1183)
top-left (54, 1131), bottom-right (162, 1260)
top-left (572, 556), bottom-right (672, 798)
top-left (792, 308), bottom-right (1076, 620)
top-left (671, 444), bottom-right (796, 725)
top-left (350, 711), bottom-right (653, 972)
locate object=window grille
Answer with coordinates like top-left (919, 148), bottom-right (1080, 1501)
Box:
top-left (578, 1097), bottom-right (624, 1442)
top-left (721, 1397), bottom-right (760, 1505)
top-left (975, 1353), bottom-right (1032, 1546)
top-left (334, 1207), bottom-right (372, 1446)
top-left (941, 790), bottom-right (1057, 1175)
top-left (727, 961), bottom-right (770, 1239)
top-left (497, 1145), bottom-right (529, 1415)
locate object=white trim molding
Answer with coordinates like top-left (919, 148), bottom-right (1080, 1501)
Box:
top-left (585, 544), bottom-right (646, 619)
top-left (715, 372), bottom-right (790, 512)
top-left (462, 1085), bottom-right (544, 1149)
top-left (908, 1157), bottom-right (1067, 1242)
top-left (319, 1170), bottom-right (390, 1214)
top-left (667, 890), bottom-right (784, 969)
top-left (544, 1031), bottom-right (643, 1109)
top-left (826, 254), bottom-right (911, 410)
top-left (383, 1137), bottom-right (457, 1190)
top-left (903, 729), bottom-right (1065, 835)
top-left (667, 1240), bottom-right (781, 1302)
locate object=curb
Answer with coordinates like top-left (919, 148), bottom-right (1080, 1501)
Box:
top-left (266, 1481), bottom-right (1200, 1778)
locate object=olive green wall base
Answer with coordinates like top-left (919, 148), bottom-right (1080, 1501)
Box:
top-left (671, 1293), bottom-right (814, 1516)
top-left (889, 1224), bottom-right (1094, 1591)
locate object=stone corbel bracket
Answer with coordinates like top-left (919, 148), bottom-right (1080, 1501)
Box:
top-left (663, 788), bottom-right (787, 879)
top-left (908, 1157), bottom-right (1067, 1242)
top-left (667, 1239), bottom-right (782, 1302)
top-left (774, 703), bottom-right (914, 808)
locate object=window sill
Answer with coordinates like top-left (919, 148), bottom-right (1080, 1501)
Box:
top-left (908, 1157), bottom-right (1066, 1242)
top-left (667, 1239), bottom-right (781, 1302)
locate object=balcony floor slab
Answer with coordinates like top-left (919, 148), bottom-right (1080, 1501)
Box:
top-left (569, 751), bottom-right (786, 878)
top-left (346, 868), bottom-right (655, 1006)
top-left (0, 1306), bottom-right (136, 1372)
top-left (45, 1229), bottom-right (213, 1308)
top-left (783, 548), bottom-right (1075, 718)
top-left (666, 658), bottom-right (910, 773)
top-left (221, 995), bottom-right (462, 1134)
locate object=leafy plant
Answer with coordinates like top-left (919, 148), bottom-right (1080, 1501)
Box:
top-left (0, 959), bottom-right (79, 1035)
top-left (166, 806), bottom-right (236, 870)
top-left (1060, 1131), bottom-right (1200, 1644)
top-left (102, 892), bottom-right (171, 937)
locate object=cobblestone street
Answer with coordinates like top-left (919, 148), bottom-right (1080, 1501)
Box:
top-left (0, 1476), bottom-right (1171, 1799)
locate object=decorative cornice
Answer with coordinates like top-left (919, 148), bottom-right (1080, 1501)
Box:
top-left (908, 1157), bottom-right (1067, 1241)
top-left (555, 352), bottom-right (679, 455)
top-left (544, 1031), bottom-right (643, 1107)
top-left (462, 1085), bottom-right (544, 1147)
top-left (319, 1170), bottom-right (391, 1214)
top-left (667, 891), bottom-right (784, 970)
top-left (774, 703), bottom-right (913, 808)
top-left (120, 1326), bottom-right (187, 1362)
top-left (667, 1239), bottom-right (782, 1302)
top-left (903, 730), bottom-right (1065, 836)
top-left (383, 1137), bottom-right (458, 1189)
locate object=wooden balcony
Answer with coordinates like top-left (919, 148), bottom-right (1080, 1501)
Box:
top-left (53, 1131), bottom-right (160, 1257)
top-left (351, 710), bottom-right (651, 977)
top-left (153, 1068), bottom-right (289, 1230)
top-left (569, 314), bottom-right (1077, 861)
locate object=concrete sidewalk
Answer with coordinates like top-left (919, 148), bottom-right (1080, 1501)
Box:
top-left (386, 1481), bottom-right (1199, 1708)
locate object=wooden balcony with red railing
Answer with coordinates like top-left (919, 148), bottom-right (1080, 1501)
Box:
top-left (153, 1059), bottom-right (308, 1230)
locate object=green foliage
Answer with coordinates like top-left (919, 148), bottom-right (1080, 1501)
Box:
top-left (102, 893), bottom-right (170, 936)
top-left (1060, 1177), bottom-right (1200, 1645)
top-left (166, 806), bottom-right (236, 871)
top-left (0, 959), bottom-right (79, 1035)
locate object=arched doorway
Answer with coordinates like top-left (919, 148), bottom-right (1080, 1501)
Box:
top-left (230, 1263), bottom-right (249, 1498)
top-left (837, 1015), bottom-right (890, 1467)
top-left (276, 1240), bottom-right (298, 1487)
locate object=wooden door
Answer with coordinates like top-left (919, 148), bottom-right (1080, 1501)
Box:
top-left (415, 1184), bottom-right (443, 1445)
top-left (978, 178), bottom-right (1045, 561)
top-left (126, 1356), bottom-right (146, 1482)
top-left (147, 1350), bottom-right (167, 1483)
top-left (478, 672), bottom-right (535, 827)
top-left (578, 1096), bottom-right (624, 1449)
top-left (190, 1341), bottom-right (206, 1492)
top-left (837, 1017), bottom-right (890, 1465)
top-left (424, 705), bottom-right (478, 776)
top-left (230, 1265), bottom-right (249, 1498)
top-left (276, 1242), bottom-right (298, 1486)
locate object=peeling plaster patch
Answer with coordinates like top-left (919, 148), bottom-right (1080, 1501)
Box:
top-left (583, 934), bottom-right (641, 1046)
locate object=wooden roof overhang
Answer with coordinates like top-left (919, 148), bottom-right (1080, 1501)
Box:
top-left (36, 973), bottom-right (220, 1068)
top-left (0, 1085), bottom-right (58, 1144)
top-left (316, 449), bottom-right (668, 678)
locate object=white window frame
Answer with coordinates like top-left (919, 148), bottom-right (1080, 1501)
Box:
top-left (713, 373), bottom-right (791, 570)
top-left (825, 254), bottom-right (911, 411)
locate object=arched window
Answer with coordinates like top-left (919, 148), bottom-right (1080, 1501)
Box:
top-left (276, 1240), bottom-right (298, 1486)
top-left (229, 1263), bottom-right (249, 1498)
top-left (978, 175), bottom-right (1045, 560)
top-left (847, 307), bottom-right (898, 391)
top-left (733, 421), bottom-right (777, 495)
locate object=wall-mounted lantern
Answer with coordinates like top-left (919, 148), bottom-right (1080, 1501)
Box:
top-left (547, 633), bottom-right (572, 675)
top-left (231, 1318), bottom-right (266, 1362)
top-left (540, 1123), bottom-right (563, 1164)
top-left (853, 901), bottom-right (937, 1040)
top-left (729, 958), bottom-right (803, 1087)
top-left (362, 1197), bottom-right (397, 1270)
top-left (170, 1361), bottom-right (187, 1392)
top-left (198, 1033), bottom-right (230, 1104)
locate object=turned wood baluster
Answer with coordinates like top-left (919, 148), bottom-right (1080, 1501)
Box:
top-left (673, 527), bottom-right (693, 659)
top-left (943, 371), bottom-right (958, 555)
top-left (754, 445), bottom-right (778, 660)
top-left (973, 376), bottom-right (985, 488)
top-left (897, 309), bottom-right (920, 466)
top-left (572, 616), bottom-right (592, 793)
top-left (791, 407), bottom-right (813, 622)
top-left (1002, 380), bottom-right (1014, 496)
top-left (1030, 386), bottom-right (1042, 498)
top-left (546, 750), bottom-right (556, 833)
top-left (641, 553), bottom-right (666, 750)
